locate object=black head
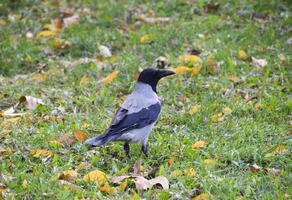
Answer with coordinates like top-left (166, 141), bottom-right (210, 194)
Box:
top-left (137, 68), bottom-right (175, 93)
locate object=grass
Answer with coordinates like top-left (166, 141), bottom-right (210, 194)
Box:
top-left (0, 0), bottom-right (291, 199)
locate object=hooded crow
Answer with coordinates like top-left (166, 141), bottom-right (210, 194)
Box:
top-left (85, 68), bottom-right (175, 157)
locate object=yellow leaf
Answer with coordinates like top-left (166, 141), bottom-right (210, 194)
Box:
top-left (189, 105), bottom-right (201, 115)
top-left (273, 145), bottom-right (287, 155)
top-left (192, 140), bottom-right (207, 149)
top-left (0, 148), bottom-right (12, 156)
top-left (183, 168), bottom-right (196, 177)
top-left (167, 159), bottom-right (174, 166)
top-left (98, 70), bottom-right (119, 84)
top-left (173, 66), bottom-right (201, 75)
top-left (83, 170), bottom-right (108, 185)
top-left (140, 34), bottom-right (153, 43)
top-left (74, 130), bottom-right (87, 142)
top-left (238, 50), bottom-right (248, 60)
top-left (99, 185), bottom-right (118, 194)
top-left (31, 73), bottom-right (49, 81)
top-left (54, 38), bottom-right (62, 49)
top-left (203, 159), bottom-right (216, 166)
top-left (58, 170), bottom-right (78, 182)
top-left (37, 30), bottom-right (57, 38)
top-left (120, 181), bottom-right (127, 190)
top-left (31, 148), bottom-right (53, 158)
top-left (80, 74), bottom-right (89, 87)
top-left (210, 113), bottom-right (224, 122)
top-left (228, 75), bottom-right (238, 84)
top-left (22, 180), bottom-right (28, 188)
top-left (82, 122), bottom-right (90, 128)
top-left (223, 107), bottom-right (232, 115)
top-left (170, 170), bottom-right (183, 178)
top-left (194, 193), bottom-right (209, 200)
top-left (179, 55), bottom-right (201, 65)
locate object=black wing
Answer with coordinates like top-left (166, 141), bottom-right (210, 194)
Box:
top-left (106, 102), bottom-right (161, 137)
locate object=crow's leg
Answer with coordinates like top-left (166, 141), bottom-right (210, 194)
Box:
top-left (123, 142), bottom-right (130, 158)
top-left (141, 141), bottom-right (149, 157)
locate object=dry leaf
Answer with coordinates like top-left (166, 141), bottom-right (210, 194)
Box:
top-left (58, 170), bottom-right (78, 182)
top-left (183, 168), bottom-right (196, 177)
top-left (31, 149), bottom-right (53, 158)
top-left (98, 71), bottom-right (119, 84)
top-left (192, 140), bottom-right (207, 149)
top-left (173, 66), bottom-right (201, 75)
top-left (80, 74), bottom-right (89, 87)
top-left (251, 57), bottom-right (267, 68)
top-left (206, 57), bottom-right (218, 74)
top-left (203, 159), bottom-right (216, 166)
top-left (22, 179), bottom-right (28, 188)
top-left (278, 53), bottom-right (286, 61)
top-left (63, 14), bottom-right (80, 27)
top-left (99, 185), bottom-right (118, 194)
top-left (250, 163), bottom-right (262, 172)
top-left (179, 55), bottom-right (201, 65)
top-left (140, 34), bottom-right (153, 43)
top-left (189, 105), bottom-right (201, 115)
top-left (238, 50), bottom-right (248, 60)
top-left (210, 113), bottom-right (224, 122)
top-left (74, 130), bottom-right (87, 142)
top-left (273, 145), bottom-right (287, 155)
top-left (167, 159), bottom-right (174, 166)
top-left (19, 96), bottom-right (45, 110)
top-left (135, 176), bottom-right (169, 190)
top-left (98, 45), bottom-right (112, 57)
top-left (194, 193), bottom-right (209, 199)
top-left (83, 170), bottom-right (108, 185)
top-left (0, 148), bottom-right (12, 156)
top-left (31, 73), bottom-right (49, 81)
top-left (133, 160), bottom-right (142, 175)
top-left (228, 75), bottom-right (239, 84)
top-left (137, 15), bottom-right (170, 24)
top-left (37, 30), bottom-right (56, 38)
top-left (223, 107), bottom-right (232, 115)
top-left (55, 134), bottom-right (73, 145)
top-left (120, 181), bottom-right (128, 190)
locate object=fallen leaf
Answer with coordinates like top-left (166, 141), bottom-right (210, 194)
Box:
top-left (74, 130), bottom-right (87, 142)
top-left (20, 96), bottom-right (45, 110)
top-left (22, 179), bottom-right (28, 188)
top-left (228, 75), bottom-right (239, 84)
top-left (192, 140), bottom-right (207, 149)
top-left (265, 168), bottom-right (281, 176)
top-left (58, 170), bottom-right (78, 182)
top-left (194, 193), bottom-right (209, 199)
top-left (120, 181), bottom-right (128, 190)
top-left (133, 160), bottom-right (142, 175)
top-left (273, 145), bottom-right (287, 155)
top-left (223, 107), bottom-right (232, 115)
top-left (179, 55), bottom-right (201, 66)
top-left (206, 57), bottom-right (218, 74)
top-left (135, 176), bottom-right (169, 190)
top-left (238, 50), bottom-right (248, 60)
top-left (0, 186), bottom-right (5, 198)
top-left (250, 163), bottom-right (262, 172)
top-left (278, 53), bottom-right (286, 61)
top-left (80, 74), bottom-right (89, 87)
top-left (98, 45), bottom-right (112, 57)
top-left (98, 71), bottom-right (119, 84)
top-left (137, 15), bottom-right (170, 24)
top-left (210, 113), bottom-right (224, 122)
top-left (140, 34), bottom-right (153, 43)
top-left (167, 159), bottom-right (174, 166)
top-left (63, 14), bottom-right (80, 27)
top-left (83, 170), bottom-right (108, 185)
top-left (189, 105), bottom-right (201, 115)
top-left (0, 148), bottom-right (12, 156)
top-left (99, 185), bottom-right (118, 194)
top-left (183, 168), bottom-right (196, 177)
top-left (37, 30), bottom-right (56, 38)
top-left (55, 134), bottom-right (73, 145)
top-left (251, 57), bottom-right (267, 68)
top-left (203, 159), bottom-right (216, 166)
top-left (31, 149), bottom-right (53, 158)
top-left (31, 73), bottom-right (49, 81)
top-left (173, 66), bottom-right (201, 75)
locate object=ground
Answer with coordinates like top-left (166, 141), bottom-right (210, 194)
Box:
top-left (0, 0), bottom-right (291, 199)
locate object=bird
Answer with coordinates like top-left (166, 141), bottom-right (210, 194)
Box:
top-left (85, 67), bottom-right (175, 157)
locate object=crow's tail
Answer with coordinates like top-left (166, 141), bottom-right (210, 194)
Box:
top-left (85, 131), bottom-right (119, 147)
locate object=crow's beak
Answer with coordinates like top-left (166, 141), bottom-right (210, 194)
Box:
top-left (158, 69), bottom-right (176, 78)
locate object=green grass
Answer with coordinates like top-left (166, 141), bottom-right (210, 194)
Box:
top-left (0, 0), bottom-right (291, 199)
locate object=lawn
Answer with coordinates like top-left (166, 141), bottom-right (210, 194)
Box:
top-left (0, 0), bottom-right (291, 199)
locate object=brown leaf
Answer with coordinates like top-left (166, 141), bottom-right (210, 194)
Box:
top-left (228, 75), bottom-right (239, 84)
top-left (135, 176), bottom-right (169, 190)
top-left (249, 163), bottom-right (262, 173)
top-left (56, 134), bottom-right (73, 145)
top-left (58, 170), bottom-right (78, 182)
top-left (63, 14), bottom-right (80, 27)
top-left (133, 160), bottom-right (142, 175)
top-left (74, 130), bottom-right (87, 142)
